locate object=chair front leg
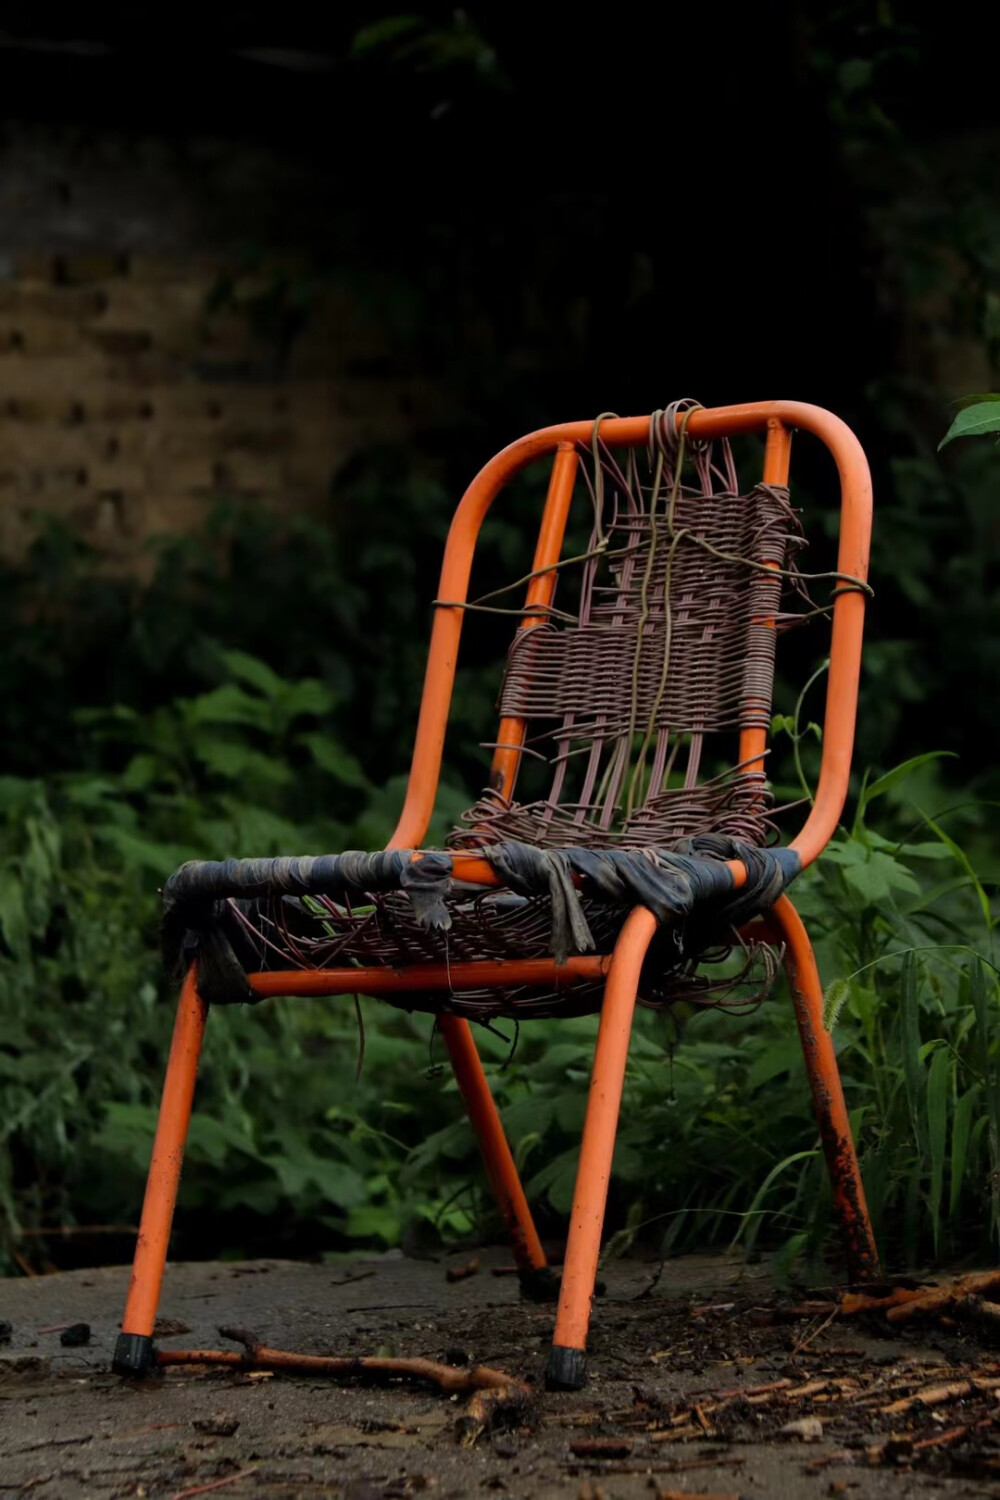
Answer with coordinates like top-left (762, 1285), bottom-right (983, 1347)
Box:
top-left (772, 893), bottom-right (881, 1284)
top-left (113, 968), bottom-right (208, 1376)
top-left (546, 906), bottom-right (658, 1390)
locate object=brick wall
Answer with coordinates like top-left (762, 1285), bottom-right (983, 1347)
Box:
top-left (0, 127), bottom-right (427, 571)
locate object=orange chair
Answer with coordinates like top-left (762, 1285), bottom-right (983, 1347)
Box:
top-left (113, 400), bottom-right (879, 1391)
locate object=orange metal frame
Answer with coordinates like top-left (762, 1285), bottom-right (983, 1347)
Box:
top-left (114, 401), bottom-right (878, 1392)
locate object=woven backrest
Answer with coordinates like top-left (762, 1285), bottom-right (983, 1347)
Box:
top-left (451, 406), bottom-right (807, 851)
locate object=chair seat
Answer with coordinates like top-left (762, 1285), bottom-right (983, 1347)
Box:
top-left (162, 835), bottom-right (798, 1020)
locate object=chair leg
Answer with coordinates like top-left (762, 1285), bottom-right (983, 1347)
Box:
top-left (438, 1014), bottom-right (552, 1294)
top-left (546, 907), bottom-right (658, 1390)
top-left (113, 968), bottom-right (208, 1376)
top-left (772, 893), bottom-right (881, 1284)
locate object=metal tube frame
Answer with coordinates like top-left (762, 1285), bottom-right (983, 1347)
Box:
top-left (115, 402), bottom-right (878, 1387)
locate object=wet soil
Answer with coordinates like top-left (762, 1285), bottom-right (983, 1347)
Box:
top-left (3, 1250), bottom-right (999, 1498)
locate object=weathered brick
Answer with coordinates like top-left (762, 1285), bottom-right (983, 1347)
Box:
top-left (12, 251), bottom-right (58, 282)
top-left (3, 315), bottom-right (86, 355)
top-left (126, 252), bottom-right (224, 284)
top-left (0, 244), bottom-right (415, 566)
top-left (85, 328), bottom-right (155, 359)
top-left (0, 282), bottom-right (108, 319)
top-left (53, 251), bottom-right (124, 285)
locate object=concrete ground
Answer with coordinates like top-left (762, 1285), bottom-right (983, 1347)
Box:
top-left (2, 1249), bottom-right (998, 1499)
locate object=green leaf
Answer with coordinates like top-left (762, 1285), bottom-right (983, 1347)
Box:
top-left (351, 15), bottom-right (422, 54)
top-left (892, 841), bottom-right (956, 861)
top-left (926, 1045), bottom-right (950, 1253)
top-left (185, 683), bottom-right (271, 730)
top-left (279, 679), bottom-right (336, 720)
top-left (95, 826), bottom-right (195, 877)
top-left (526, 1147), bottom-right (580, 1215)
top-left (344, 1203), bottom-right (402, 1243)
top-left (218, 649), bottom-right (287, 699)
top-left (950, 1084), bottom-right (977, 1218)
top-left (730, 1150), bottom-right (817, 1251)
top-left (187, 1113), bottom-right (260, 1167)
top-left (272, 1153), bottom-right (368, 1208)
top-left (498, 1095), bottom-right (555, 1139)
top-left (970, 962), bottom-right (1000, 1237)
top-left (195, 739), bottom-right (292, 785)
top-left (918, 811), bottom-right (992, 930)
top-left (939, 399), bottom-right (1000, 448)
top-left (857, 752), bottom-right (955, 821)
top-left (96, 1102), bottom-right (159, 1168)
top-left (120, 754), bottom-right (164, 792)
top-left (836, 846), bottom-right (920, 903)
top-left (900, 953), bottom-right (924, 1150)
top-left (838, 57), bottom-right (872, 92)
top-left (746, 1036), bottom-right (802, 1087)
top-left (0, 870), bottom-right (29, 958)
top-left (300, 734), bottom-right (370, 788)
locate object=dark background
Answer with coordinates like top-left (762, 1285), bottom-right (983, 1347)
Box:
top-left (0, 3), bottom-right (997, 787)
top-left (1, 6), bottom-right (998, 1275)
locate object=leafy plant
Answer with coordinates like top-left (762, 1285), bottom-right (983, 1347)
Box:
top-left (940, 394), bottom-right (1000, 448)
top-left (2, 634), bottom-right (997, 1278)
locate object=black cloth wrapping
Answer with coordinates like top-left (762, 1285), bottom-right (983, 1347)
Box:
top-left (162, 837), bottom-right (800, 1006)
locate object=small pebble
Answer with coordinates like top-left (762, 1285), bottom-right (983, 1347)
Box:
top-left (780, 1414), bottom-right (823, 1442)
top-left (0, 1320), bottom-right (12, 1346)
top-left (59, 1323), bottom-right (91, 1347)
top-left (193, 1416), bottom-right (239, 1437)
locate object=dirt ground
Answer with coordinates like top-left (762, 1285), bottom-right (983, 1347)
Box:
top-left (3, 1249), bottom-right (1000, 1499)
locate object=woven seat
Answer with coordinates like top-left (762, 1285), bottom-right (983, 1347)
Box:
top-left (114, 400), bottom-right (881, 1393)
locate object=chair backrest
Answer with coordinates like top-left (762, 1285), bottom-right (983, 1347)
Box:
top-left (388, 401), bottom-right (873, 873)
top-left (451, 403), bottom-right (807, 851)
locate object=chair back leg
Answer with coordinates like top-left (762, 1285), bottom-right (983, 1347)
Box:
top-left (439, 1014), bottom-right (552, 1295)
top-left (113, 969), bottom-right (208, 1376)
top-left (773, 894), bottom-right (881, 1283)
top-left (547, 907), bottom-right (657, 1389)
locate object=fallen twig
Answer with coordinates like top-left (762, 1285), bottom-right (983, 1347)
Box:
top-left (6, 1435), bottom-right (93, 1457)
top-left (566, 1457), bottom-right (745, 1479)
top-left (650, 1489), bottom-right (740, 1500)
top-left (912, 1424), bottom-right (968, 1452)
top-left (569, 1439), bottom-right (634, 1458)
top-left (792, 1304), bottom-right (839, 1354)
top-left (792, 1270), bottom-right (1000, 1322)
top-left (154, 1322), bottom-right (531, 1445)
top-left (459, 1381), bottom-right (535, 1444)
top-left (157, 1341), bottom-right (518, 1396)
top-left (881, 1374), bottom-right (1000, 1416)
top-left (169, 1469), bottom-right (259, 1500)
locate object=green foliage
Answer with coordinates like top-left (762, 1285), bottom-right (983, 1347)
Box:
top-left (1, 645), bottom-right (997, 1276)
top-left (0, 654), bottom-right (473, 1268)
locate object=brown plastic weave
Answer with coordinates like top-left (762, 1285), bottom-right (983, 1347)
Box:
top-left (451, 414), bottom-right (806, 854)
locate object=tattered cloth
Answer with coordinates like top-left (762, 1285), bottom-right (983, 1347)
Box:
top-left (161, 836), bottom-right (801, 1008)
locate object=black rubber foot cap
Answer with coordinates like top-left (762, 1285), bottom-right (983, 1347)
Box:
top-left (518, 1266), bottom-right (561, 1303)
top-left (112, 1332), bottom-right (155, 1377)
top-left (545, 1343), bottom-right (587, 1390)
